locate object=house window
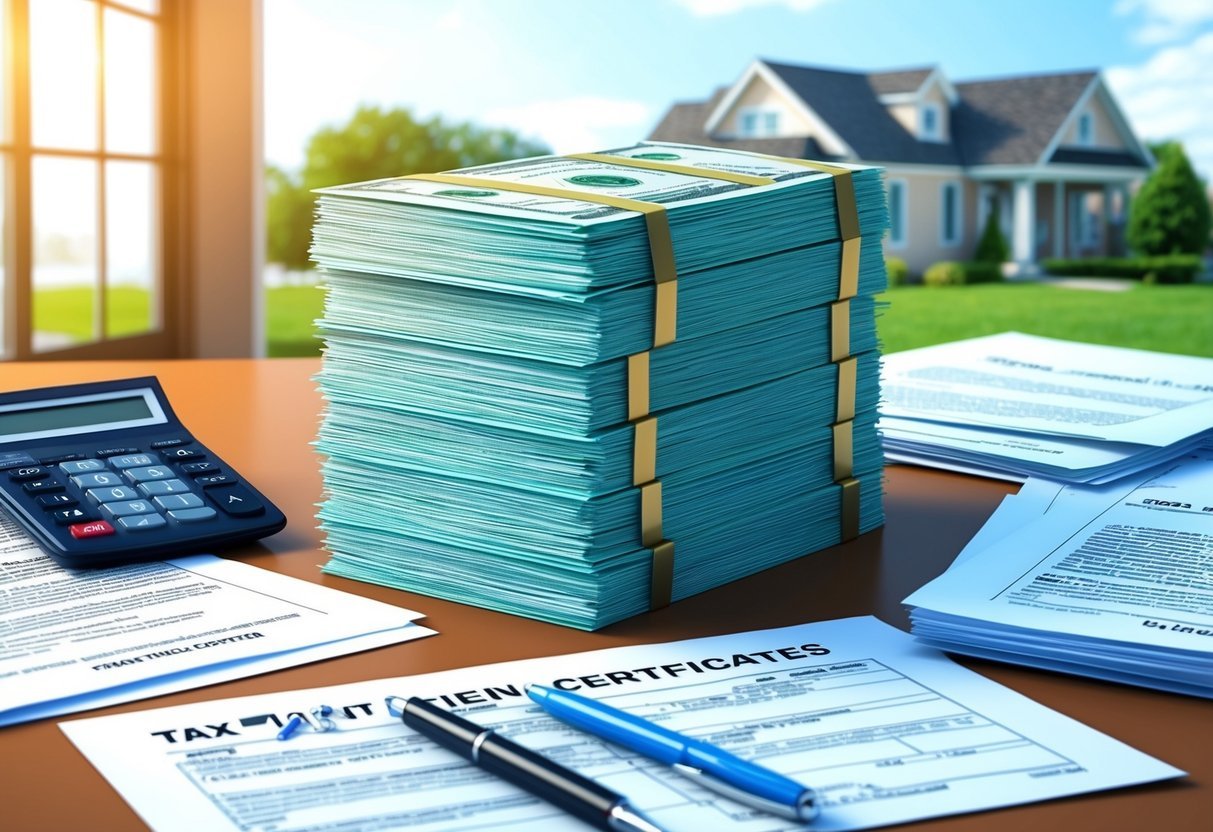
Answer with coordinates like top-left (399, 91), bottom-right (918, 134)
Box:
top-left (887, 179), bottom-right (907, 248)
top-left (737, 107), bottom-right (779, 138)
top-left (1070, 191), bottom-right (1101, 249)
top-left (1077, 111), bottom-right (1094, 146)
top-left (940, 181), bottom-right (962, 247)
top-left (920, 103), bottom-right (941, 141)
top-left (3, 0), bottom-right (180, 359)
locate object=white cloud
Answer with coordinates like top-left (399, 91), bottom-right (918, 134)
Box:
top-left (1106, 30), bottom-right (1213, 177)
top-left (483, 97), bottom-right (653, 154)
top-left (673, 0), bottom-right (833, 16)
top-left (1114, 0), bottom-right (1213, 44)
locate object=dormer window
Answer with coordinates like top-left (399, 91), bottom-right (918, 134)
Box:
top-left (1077, 111), bottom-right (1094, 146)
top-left (920, 102), bottom-right (942, 141)
top-left (738, 107), bottom-right (779, 138)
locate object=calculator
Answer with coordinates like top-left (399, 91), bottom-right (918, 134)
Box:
top-left (0, 376), bottom-right (287, 567)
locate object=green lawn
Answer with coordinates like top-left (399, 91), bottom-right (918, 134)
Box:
top-left (263, 280), bottom-right (1213, 358)
top-left (876, 282), bottom-right (1213, 356)
top-left (32, 287), bottom-right (153, 342)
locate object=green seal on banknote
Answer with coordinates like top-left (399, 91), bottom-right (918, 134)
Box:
top-left (566, 174), bottom-right (641, 188)
top-left (434, 189), bottom-right (497, 198)
top-left (631, 152), bottom-right (682, 161)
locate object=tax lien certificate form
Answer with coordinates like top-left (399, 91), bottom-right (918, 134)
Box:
top-left (61, 617), bottom-right (1181, 832)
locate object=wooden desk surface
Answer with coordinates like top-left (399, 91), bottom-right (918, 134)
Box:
top-left (0, 359), bottom-right (1207, 830)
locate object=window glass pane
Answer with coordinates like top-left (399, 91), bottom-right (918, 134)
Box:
top-left (33, 156), bottom-right (98, 351)
top-left (888, 182), bottom-right (903, 243)
top-left (31, 0), bottom-right (99, 151)
top-left (943, 185), bottom-right (956, 242)
top-left (105, 7), bottom-right (157, 154)
top-left (106, 161), bottom-right (158, 337)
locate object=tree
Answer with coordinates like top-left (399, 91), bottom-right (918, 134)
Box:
top-left (267, 105), bottom-right (549, 269)
top-left (1126, 141), bottom-right (1212, 255)
top-left (973, 209), bottom-right (1009, 263)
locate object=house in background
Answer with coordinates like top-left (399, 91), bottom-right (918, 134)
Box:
top-left (649, 60), bottom-right (1154, 275)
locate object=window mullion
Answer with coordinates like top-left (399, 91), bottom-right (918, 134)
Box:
top-left (95, 0), bottom-right (107, 342)
top-left (9, 0), bottom-right (32, 359)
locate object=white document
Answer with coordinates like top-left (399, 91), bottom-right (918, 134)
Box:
top-left (880, 333), bottom-right (1213, 446)
top-left (881, 415), bottom-right (1210, 483)
top-left (907, 452), bottom-right (1213, 696)
top-left (0, 514), bottom-right (435, 726)
top-left (62, 617), bottom-right (1181, 832)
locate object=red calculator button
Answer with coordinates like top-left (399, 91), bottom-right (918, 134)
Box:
top-left (69, 520), bottom-right (116, 539)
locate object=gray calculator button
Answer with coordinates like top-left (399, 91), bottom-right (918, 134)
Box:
top-left (123, 465), bottom-right (173, 483)
top-left (86, 485), bottom-right (140, 504)
top-left (109, 453), bottom-right (158, 469)
top-left (101, 499), bottom-right (157, 519)
top-left (59, 459), bottom-right (107, 475)
top-left (72, 471), bottom-right (124, 489)
top-left (137, 478), bottom-right (190, 497)
top-left (168, 507), bottom-right (217, 523)
top-left (117, 514), bottom-right (167, 532)
top-left (154, 493), bottom-right (204, 511)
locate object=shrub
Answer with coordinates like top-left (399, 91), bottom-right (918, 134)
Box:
top-left (1040, 255), bottom-right (1202, 284)
top-left (973, 212), bottom-right (1010, 263)
top-left (885, 256), bottom-right (909, 286)
top-left (923, 260), bottom-right (1003, 286)
top-left (1127, 142), bottom-right (1212, 256)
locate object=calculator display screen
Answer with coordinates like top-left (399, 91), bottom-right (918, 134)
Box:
top-left (0, 392), bottom-right (161, 441)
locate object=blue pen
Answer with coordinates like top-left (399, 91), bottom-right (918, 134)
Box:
top-left (526, 684), bottom-right (818, 823)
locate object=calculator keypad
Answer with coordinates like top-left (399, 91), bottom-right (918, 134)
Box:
top-left (26, 444), bottom-right (265, 545)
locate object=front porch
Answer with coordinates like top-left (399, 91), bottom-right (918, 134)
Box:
top-left (975, 176), bottom-right (1135, 274)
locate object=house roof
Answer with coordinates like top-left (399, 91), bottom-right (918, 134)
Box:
top-left (868, 67), bottom-right (934, 96)
top-left (761, 61), bottom-right (962, 165)
top-left (648, 86), bottom-right (835, 159)
top-left (647, 62), bottom-right (1150, 170)
top-left (952, 70), bottom-right (1098, 165)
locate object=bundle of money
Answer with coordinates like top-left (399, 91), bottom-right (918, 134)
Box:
top-left (312, 142), bottom-right (889, 630)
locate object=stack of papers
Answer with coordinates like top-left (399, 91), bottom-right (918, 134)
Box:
top-left (880, 333), bottom-right (1213, 483)
top-left (905, 450), bottom-right (1213, 698)
top-left (311, 142), bottom-right (888, 629)
top-left (0, 513), bottom-right (434, 726)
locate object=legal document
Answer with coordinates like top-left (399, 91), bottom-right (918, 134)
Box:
top-left (0, 514), bottom-right (435, 726)
top-left (879, 333), bottom-right (1213, 482)
top-left (908, 451), bottom-right (1213, 696)
top-left (61, 617), bottom-right (1181, 831)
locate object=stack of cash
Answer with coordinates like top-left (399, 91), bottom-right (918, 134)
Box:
top-left (312, 142), bottom-right (889, 630)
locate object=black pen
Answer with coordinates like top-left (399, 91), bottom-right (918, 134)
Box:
top-left (385, 696), bottom-right (666, 832)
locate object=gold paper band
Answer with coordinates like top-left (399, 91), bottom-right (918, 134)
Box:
top-left (835, 356), bottom-right (857, 424)
top-left (840, 237), bottom-right (860, 300)
top-left (833, 419), bottom-right (854, 482)
top-left (830, 299), bottom-right (850, 363)
top-left (839, 477), bottom-right (861, 542)
top-left (653, 281), bottom-right (677, 349)
top-left (627, 352), bottom-right (650, 421)
top-left (641, 481), bottom-right (663, 548)
top-left (649, 540), bottom-right (675, 609)
top-left (567, 153), bottom-right (776, 187)
top-left (633, 417), bottom-right (657, 486)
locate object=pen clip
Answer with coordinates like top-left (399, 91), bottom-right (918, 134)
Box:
top-left (671, 763), bottom-right (817, 823)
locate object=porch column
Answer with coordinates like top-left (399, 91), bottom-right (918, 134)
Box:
top-left (1012, 178), bottom-right (1036, 270)
top-left (1053, 181), bottom-right (1065, 258)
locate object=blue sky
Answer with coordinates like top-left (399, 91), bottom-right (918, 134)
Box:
top-left (263, 0), bottom-right (1213, 177)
